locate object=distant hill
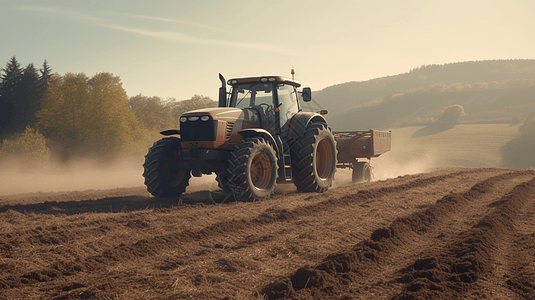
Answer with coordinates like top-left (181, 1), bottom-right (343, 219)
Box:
top-left (310, 60), bottom-right (535, 130)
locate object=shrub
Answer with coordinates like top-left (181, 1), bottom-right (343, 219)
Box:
top-left (437, 104), bottom-right (466, 124)
top-left (0, 126), bottom-right (51, 162)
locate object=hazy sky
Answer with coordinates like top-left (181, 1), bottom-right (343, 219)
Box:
top-left (1, 0), bottom-right (534, 101)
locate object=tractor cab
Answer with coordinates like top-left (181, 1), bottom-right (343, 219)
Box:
top-left (223, 76), bottom-right (305, 136)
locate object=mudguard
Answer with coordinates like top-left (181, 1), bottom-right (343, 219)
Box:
top-left (287, 112), bottom-right (328, 139)
top-left (237, 128), bottom-right (280, 156)
top-left (160, 129), bottom-right (181, 136)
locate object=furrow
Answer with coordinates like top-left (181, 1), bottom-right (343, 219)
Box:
top-left (260, 171), bottom-right (533, 299)
top-left (392, 177), bottom-right (535, 300)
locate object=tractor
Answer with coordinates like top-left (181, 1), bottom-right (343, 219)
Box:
top-left (142, 73), bottom-right (338, 202)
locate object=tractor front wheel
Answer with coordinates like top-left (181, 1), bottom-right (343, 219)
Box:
top-left (143, 137), bottom-right (191, 198)
top-left (227, 137), bottom-right (278, 201)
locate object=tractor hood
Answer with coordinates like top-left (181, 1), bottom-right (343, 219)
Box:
top-left (179, 107), bottom-right (262, 150)
top-left (181, 107), bottom-right (242, 122)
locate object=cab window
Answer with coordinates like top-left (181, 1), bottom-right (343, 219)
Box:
top-left (277, 84), bottom-right (298, 132)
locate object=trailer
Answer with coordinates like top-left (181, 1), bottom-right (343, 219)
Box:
top-left (334, 130), bottom-right (391, 183)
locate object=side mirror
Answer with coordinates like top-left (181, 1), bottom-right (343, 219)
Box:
top-left (302, 87), bottom-right (312, 102)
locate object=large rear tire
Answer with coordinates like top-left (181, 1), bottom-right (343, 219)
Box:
top-left (291, 123), bottom-right (337, 193)
top-left (143, 137), bottom-right (191, 198)
top-left (352, 161), bottom-right (372, 184)
top-left (227, 137), bottom-right (278, 202)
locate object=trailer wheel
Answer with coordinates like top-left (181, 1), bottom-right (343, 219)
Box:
top-left (352, 161), bottom-right (372, 184)
top-left (227, 137), bottom-right (278, 201)
top-left (143, 137), bottom-right (191, 198)
top-left (291, 123), bottom-right (337, 193)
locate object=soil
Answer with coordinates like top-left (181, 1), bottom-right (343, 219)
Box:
top-left (1, 167), bottom-right (534, 300)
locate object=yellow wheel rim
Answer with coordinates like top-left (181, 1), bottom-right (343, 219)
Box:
top-left (250, 151), bottom-right (272, 189)
top-left (316, 139), bottom-right (334, 179)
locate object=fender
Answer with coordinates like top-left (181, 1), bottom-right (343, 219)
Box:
top-left (237, 128), bottom-right (280, 156)
top-left (160, 129), bottom-right (181, 136)
top-left (287, 112), bottom-right (328, 139)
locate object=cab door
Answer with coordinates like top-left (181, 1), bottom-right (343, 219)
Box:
top-left (275, 84), bottom-right (299, 136)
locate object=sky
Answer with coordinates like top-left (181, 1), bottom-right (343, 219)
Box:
top-left (1, 0), bottom-right (534, 101)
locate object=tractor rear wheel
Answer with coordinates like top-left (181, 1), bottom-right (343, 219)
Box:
top-left (143, 137), bottom-right (191, 198)
top-left (291, 123), bottom-right (337, 193)
top-left (352, 161), bottom-right (372, 184)
top-left (227, 137), bottom-right (278, 201)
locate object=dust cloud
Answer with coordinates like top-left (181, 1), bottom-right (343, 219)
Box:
top-left (371, 150), bottom-right (437, 181)
top-left (0, 156), bottom-right (230, 197)
top-left (373, 128), bottom-right (439, 181)
top-left (331, 151), bottom-right (436, 187)
top-left (0, 126), bottom-right (435, 197)
top-left (0, 157), bottom-right (146, 196)
top-left (1, 124), bottom-right (512, 197)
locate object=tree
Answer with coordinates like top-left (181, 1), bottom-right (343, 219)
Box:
top-left (86, 72), bottom-right (141, 157)
top-left (437, 104), bottom-right (466, 124)
top-left (38, 60), bottom-right (52, 97)
top-left (129, 94), bottom-right (217, 132)
top-left (38, 72), bottom-right (141, 160)
top-left (176, 94), bottom-right (217, 116)
top-left (0, 56), bottom-right (48, 139)
top-left (17, 63), bottom-right (41, 129)
top-left (129, 94), bottom-right (175, 131)
top-left (38, 72), bottom-right (90, 157)
top-left (0, 56), bottom-right (23, 138)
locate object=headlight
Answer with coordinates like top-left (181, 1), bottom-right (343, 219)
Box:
top-left (201, 116), bottom-right (210, 121)
top-left (180, 117), bottom-right (187, 122)
top-left (188, 116), bottom-right (199, 121)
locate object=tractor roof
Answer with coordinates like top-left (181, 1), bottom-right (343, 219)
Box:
top-left (227, 76), bottom-right (301, 87)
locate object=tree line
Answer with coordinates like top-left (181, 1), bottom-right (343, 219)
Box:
top-left (0, 56), bottom-right (216, 162)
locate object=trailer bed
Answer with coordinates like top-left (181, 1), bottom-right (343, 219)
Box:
top-left (334, 130), bottom-right (391, 163)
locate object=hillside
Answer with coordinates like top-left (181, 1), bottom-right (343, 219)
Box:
top-left (310, 60), bottom-right (535, 130)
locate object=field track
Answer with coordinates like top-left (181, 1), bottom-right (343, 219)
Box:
top-left (1, 168), bottom-right (534, 299)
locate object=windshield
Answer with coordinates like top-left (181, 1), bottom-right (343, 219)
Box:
top-left (230, 83), bottom-right (274, 109)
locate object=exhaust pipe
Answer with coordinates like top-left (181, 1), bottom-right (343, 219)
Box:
top-left (218, 73), bottom-right (227, 107)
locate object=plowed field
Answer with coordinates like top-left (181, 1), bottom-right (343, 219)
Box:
top-left (1, 168), bottom-right (534, 300)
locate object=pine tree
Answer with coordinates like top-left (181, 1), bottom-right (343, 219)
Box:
top-left (0, 56), bottom-right (23, 138)
top-left (18, 63), bottom-right (41, 129)
top-left (38, 60), bottom-right (52, 97)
